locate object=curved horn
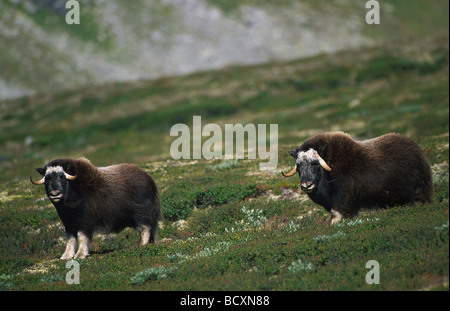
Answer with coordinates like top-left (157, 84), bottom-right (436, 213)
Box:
top-left (282, 164), bottom-right (298, 177)
top-left (30, 176), bottom-right (45, 185)
top-left (314, 152), bottom-right (332, 172)
top-left (64, 171), bottom-right (77, 180)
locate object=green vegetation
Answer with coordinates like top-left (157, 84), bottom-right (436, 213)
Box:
top-left (0, 33), bottom-right (448, 290)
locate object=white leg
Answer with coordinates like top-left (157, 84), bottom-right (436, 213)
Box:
top-left (150, 225), bottom-right (158, 244)
top-left (331, 209), bottom-right (344, 225)
top-left (139, 225), bottom-right (151, 246)
top-left (74, 232), bottom-right (90, 259)
top-left (61, 234), bottom-right (77, 260)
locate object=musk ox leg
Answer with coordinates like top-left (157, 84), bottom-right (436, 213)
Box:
top-left (139, 225), bottom-right (151, 246)
top-left (61, 233), bottom-right (77, 260)
top-left (330, 209), bottom-right (344, 225)
top-left (150, 224), bottom-right (158, 244)
top-left (74, 231), bottom-right (90, 259)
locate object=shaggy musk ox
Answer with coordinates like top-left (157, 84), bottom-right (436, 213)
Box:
top-left (282, 132), bottom-right (433, 225)
top-left (30, 157), bottom-right (161, 259)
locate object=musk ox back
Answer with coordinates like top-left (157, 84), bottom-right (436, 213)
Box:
top-left (282, 132), bottom-right (433, 225)
top-left (30, 157), bottom-right (161, 259)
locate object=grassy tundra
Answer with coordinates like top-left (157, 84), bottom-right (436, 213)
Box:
top-left (0, 34), bottom-right (448, 290)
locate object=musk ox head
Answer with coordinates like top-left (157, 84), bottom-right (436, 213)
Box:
top-left (30, 161), bottom-right (77, 204)
top-left (282, 147), bottom-right (332, 193)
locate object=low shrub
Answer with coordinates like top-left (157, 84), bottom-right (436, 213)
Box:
top-left (161, 182), bottom-right (264, 221)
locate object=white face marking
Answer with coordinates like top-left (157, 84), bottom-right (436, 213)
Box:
top-left (45, 166), bottom-right (64, 176)
top-left (296, 148), bottom-right (318, 164)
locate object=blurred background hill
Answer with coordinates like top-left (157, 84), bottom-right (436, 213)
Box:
top-left (0, 0), bottom-right (448, 100)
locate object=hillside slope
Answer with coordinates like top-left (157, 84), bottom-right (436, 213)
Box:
top-left (1, 0), bottom-right (448, 99)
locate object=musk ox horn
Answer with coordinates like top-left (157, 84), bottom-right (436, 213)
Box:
top-left (64, 171), bottom-right (77, 180)
top-left (314, 152), bottom-right (332, 172)
top-left (282, 164), bottom-right (298, 177)
top-left (30, 176), bottom-right (45, 185)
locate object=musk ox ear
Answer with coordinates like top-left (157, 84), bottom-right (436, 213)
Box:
top-left (36, 168), bottom-right (46, 176)
top-left (66, 164), bottom-right (73, 173)
top-left (288, 150), bottom-right (297, 158)
top-left (317, 145), bottom-right (328, 157)
top-left (63, 163), bottom-right (76, 176)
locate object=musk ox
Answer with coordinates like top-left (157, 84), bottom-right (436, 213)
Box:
top-left (282, 132), bottom-right (433, 225)
top-left (30, 157), bottom-right (161, 259)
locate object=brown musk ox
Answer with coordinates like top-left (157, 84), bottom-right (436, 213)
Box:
top-left (282, 132), bottom-right (433, 225)
top-left (30, 157), bottom-right (161, 259)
